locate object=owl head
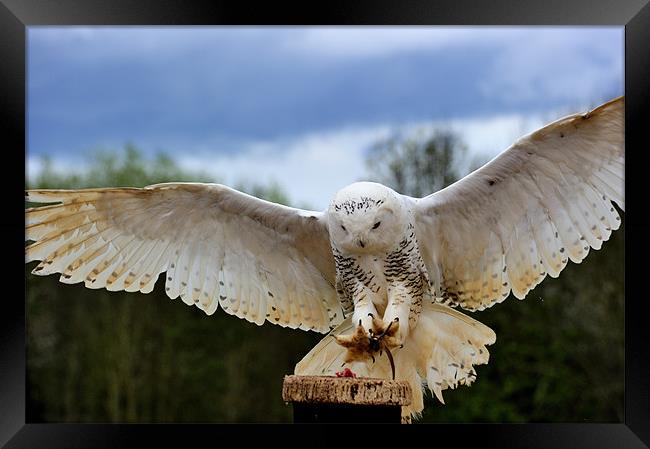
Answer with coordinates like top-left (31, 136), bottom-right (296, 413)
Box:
top-left (327, 182), bottom-right (409, 254)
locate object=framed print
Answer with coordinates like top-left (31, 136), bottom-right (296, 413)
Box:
top-left (2, 0), bottom-right (649, 447)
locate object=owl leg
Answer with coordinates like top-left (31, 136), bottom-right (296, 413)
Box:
top-left (379, 288), bottom-right (411, 350)
top-left (352, 295), bottom-right (379, 335)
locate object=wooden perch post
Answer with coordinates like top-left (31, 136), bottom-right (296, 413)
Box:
top-left (282, 375), bottom-right (412, 423)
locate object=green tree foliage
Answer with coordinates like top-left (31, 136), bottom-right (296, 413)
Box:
top-left (26, 146), bottom-right (321, 422)
top-left (366, 128), bottom-right (624, 423)
top-left (29, 144), bottom-right (215, 190)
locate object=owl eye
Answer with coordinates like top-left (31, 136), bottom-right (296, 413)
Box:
top-left (341, 225), bottom-right (347, 231)
top-left (372, 221), bottom-right (381, 229)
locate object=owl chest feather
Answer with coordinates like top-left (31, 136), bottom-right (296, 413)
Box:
top-left (333, 227), bottom-right (430, 318)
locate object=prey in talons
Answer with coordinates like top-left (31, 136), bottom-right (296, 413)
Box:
top-left (335, 315), bottom-right (402, 379)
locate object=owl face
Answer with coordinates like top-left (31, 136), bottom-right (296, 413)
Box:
top-left (328, 182), bottom-right (408, 254)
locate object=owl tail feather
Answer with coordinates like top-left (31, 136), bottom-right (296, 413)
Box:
top-left (294, 303), bottom-right (496, 421)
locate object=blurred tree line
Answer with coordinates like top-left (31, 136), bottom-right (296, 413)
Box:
top-left (26, 132), bottom-right (623, 423)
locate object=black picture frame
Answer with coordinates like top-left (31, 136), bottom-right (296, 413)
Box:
top-left (2, 0), bottom-right (649, 447)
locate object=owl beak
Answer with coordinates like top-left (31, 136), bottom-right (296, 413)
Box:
top-left (357, 239), bottom-right (365, 248)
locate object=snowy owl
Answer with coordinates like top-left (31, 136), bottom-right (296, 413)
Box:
top-left (25, 96), bottom-right (624, 421)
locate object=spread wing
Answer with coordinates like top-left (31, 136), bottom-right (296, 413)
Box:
top-left (26, 182), bottom-right (343, 332)
top-left (413, 96), bottom-right (624, 311)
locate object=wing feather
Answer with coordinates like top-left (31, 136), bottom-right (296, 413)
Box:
top-left (26, 183), bottom-right (342, 332)
top-left (414, 97), bottom-right (624, 311)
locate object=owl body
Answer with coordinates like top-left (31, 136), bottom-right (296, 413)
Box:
top-left (332, 231), bottom-right (430, 336)
top-left (327, 183), bottom-right (434, 363)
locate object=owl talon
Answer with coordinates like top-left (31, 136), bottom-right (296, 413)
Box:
top-left (373, 318), bottom-right (403, 355)
top-left (334, 315), bottom-right (403, 375)
top-left (335, 322), bottom-right (372, 364)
